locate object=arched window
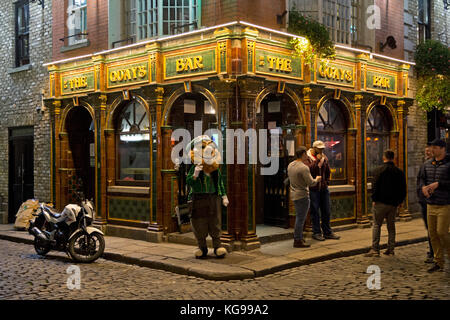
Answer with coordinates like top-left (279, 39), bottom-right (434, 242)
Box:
top-left (116, 100), bottom-right (150, 184)
top-left (317, 100), bottom-right (347, 181)
top-left (366, 105), bottom-right (391, 178)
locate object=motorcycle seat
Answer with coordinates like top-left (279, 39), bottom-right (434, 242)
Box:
top-left (43, 205), bottom-right (62, 219)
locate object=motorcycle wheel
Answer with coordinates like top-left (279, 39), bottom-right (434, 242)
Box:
top-left (34, 237), bottom-right (51, 256)
top-left (68, 231), bottom-right (105, 263)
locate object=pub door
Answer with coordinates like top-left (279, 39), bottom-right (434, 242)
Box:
top-left (255, 93), bottom-right (299, 228)
top-left (66, 107), bottom-right (95, 203)
top-left (8, 127), bottom-right (34, 223)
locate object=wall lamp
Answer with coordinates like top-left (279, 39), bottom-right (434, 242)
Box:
top-left (30, 0), bottom-right (44, 9)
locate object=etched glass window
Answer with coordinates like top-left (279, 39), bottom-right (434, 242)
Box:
top-left (366, 106), bottom-right (391, 178)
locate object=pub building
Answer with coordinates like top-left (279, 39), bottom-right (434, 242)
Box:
top-left (43, 21), bottom-right (414, 250)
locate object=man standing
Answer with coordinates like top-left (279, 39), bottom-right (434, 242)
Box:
top-left (418, 139), bottom-right (450, 273)
top-left (306, 140), bottom-right (340, 241)
top-left (365, 150), bottom-right (406, 257)
top-left (417, 144), bottom-right (434, 263)
top-left (288, 147), bottom-right (322, 248)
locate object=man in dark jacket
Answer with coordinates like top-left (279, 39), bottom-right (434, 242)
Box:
top-left (417, 143), bottom-right (434, 263)
top-left (418, 139), bottom-right (450, 273)
top-left (365, 149), bottom-right (406, 257)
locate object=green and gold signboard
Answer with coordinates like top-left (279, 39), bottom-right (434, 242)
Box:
top-left (366, 70), bottom-right (397, 94)
top-left (316, 62), bottom-right (355, 88)
top-left (164, 48), bottom-right (217, 80)
top-left (61, 71), bottom-right (95, 95)
top-left (255, 49), bottom-right (303, 80)
top-left (107, 61), bottom-right (149, 89)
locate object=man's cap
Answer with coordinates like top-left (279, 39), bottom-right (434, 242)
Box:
top-left (312, 140), bottom-right (325, 149)
top-left (430, 139), bottom-right (446, 148)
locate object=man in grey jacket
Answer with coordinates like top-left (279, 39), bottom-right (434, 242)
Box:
top-left (418, 139), bottom-right (450, 273)
top-left (288, 147), bottom-right (321, 248)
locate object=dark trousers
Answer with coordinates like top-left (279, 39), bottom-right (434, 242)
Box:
top-left (310, 189), bottom-right (333, 236)
top-left (190, 194), bottom-right (222, 249)
top-left (372, 203), bottom-right (397, 252)
top-left (420, 201), bottom-right (434, 257)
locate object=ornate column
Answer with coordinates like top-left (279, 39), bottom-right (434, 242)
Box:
top-left (211, 79), bottom-right (235, 248)
top-left (355, 94), bottom-right (370, 227)
top-left (93, 94), bottom-right (108, 231)
top-left (147, 87), bottom-right (165, 241)
top-left (397, 100), bottom-right (412, 221)
top-left (52, 100), bottom-right (62, 210)
top-left (302, 87), bottom-right (312, 145)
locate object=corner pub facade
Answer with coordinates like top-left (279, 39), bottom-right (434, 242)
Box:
top-left (43, 22), bottom-right (414, 250)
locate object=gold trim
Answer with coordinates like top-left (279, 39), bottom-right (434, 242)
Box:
top-left (60, 68), bottom-right (95, 96)
top-left (106, 58), bottom-right (149, 89)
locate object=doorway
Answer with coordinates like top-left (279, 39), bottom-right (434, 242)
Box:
top-left (255, 93), bottom-right (301, 228)
top-left (8, 127), bottom-right (34, 223)
top-left (66, 107), bottom-right (95, 202)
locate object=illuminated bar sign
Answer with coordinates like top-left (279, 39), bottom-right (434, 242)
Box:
top-left (61, 71), bottom-right (95, 95)
top-left (255, 49), bottom-right (303, 79)
top-left (316, 62), bottom-right (355, 88)
top-left (164, 48), bottom-right (217, 80)
top-left (366, 70), bottom-right (397, 94)
top-left (107, 61), bottom-right (149, 89)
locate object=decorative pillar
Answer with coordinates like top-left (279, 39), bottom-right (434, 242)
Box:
top-left (148, 87), bottom-right (165, 241)
top-left (397, 100), bottom-right (412, 221)
top-left (355, 94), bottom-right (370, 227)
top-left (52, 100), bottom-right (62, 210)
top-left (302, 87), bottom-right (312, 146)
top-left (93, 94), bottom-right (108, 231)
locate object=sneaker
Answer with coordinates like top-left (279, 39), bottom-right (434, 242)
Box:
top-left (364, 249), bottom-right (380, 257)
top-left (424, 256), bottom-right (434, 264)
top-left (324, 233), bottom-right (340, 240)
top-left (214, 247), bottom-right (227, 258)
top-left (312, 234), bottom-right (325, 241)
top-left (383, 249), bottom-right (395, 256)
top-left (293, 239), bottom-right (311, 248)
top-left (194, 247), bottom-right (208, 259)
top-left (427, 264), bottom-right (442, 273)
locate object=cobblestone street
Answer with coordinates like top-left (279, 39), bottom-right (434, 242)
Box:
top-left (0, 240), bottom-right (448, 300)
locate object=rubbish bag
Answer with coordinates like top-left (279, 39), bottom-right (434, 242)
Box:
top-left (14, 199), bottom-right (40, 230)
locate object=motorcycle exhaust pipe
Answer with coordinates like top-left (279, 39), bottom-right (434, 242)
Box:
top-left (30, 227), bottom-right (49, 242)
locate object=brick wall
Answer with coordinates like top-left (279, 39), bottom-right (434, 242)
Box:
top-left (0, 1), bottom-right (53, 219)
top-left (375, 0), bottom-right (405, 59)
top-left (202, 0), bottom-right (286, 30)
top-left (52, 0), bottom-right (109, 61)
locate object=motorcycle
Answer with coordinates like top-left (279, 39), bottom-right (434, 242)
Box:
top-left (28, 194), bottom-right (105, 263)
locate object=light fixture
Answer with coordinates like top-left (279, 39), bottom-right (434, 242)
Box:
top-left (30, 0), bottom-right (44, 9)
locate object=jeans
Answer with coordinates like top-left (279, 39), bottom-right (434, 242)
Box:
top-left (420, 201), bottom-right (434, 257)
top-left (293, 197), bottom-right (310, 241)
top-left (309, 189), bottom-right (332, 236)
top-left (372, 202), bottom-right (397, 252)
top-left (427, 204), bottom-right (450, 268)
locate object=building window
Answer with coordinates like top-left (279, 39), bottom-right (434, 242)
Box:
top-left (289, 0), bottom-right (357, 45)
top-left (418, 0), bottom-right (431, 43)
top-left (116, 100), bottom-right (150, 185)
top-left (366, 106), bottom-right (391, 178)
top-left (317, 100), bottom-right (347, 181)
top-left (15, 0), bottom-right (30, 67)
top-left (67, 0), bottom-right (87, 46)
top-left (129, 0), bottom-right (199, 41)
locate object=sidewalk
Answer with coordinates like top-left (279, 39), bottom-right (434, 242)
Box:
top-left (0, 218), bottom-right (428, 281)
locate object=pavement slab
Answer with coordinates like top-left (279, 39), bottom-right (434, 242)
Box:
top-left (0, 218), bottom-right (433, 280)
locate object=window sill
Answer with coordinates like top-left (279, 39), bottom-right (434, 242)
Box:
top-left (107, 186), bottom-right (150, 195)
top-left (60, 40), bottom-right (90, 53)
top-left (8, 64), bottom-right (32, 74)
top-left (329, 185), bottom-right (355, 193)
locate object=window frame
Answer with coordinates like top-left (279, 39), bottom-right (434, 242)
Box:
top-left (366, 106), bottom-right (391, 180)
top-left (316, 99), bottom-right (348, 184)
top-left (15, 0), bottom-right (30, 68)
top-left (115, 100), bottom-right (151, 187)
top-left (67, 0), bottom-right (88, 46)
top-left (418, 0), bottom-right (431, 42)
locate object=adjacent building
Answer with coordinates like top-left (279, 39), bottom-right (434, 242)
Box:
top-left (0, 1), bottom-right (52, 224)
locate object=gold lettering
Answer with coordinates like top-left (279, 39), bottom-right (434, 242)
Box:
top-left (267, 56), bottom-right (275, 70)
top-left (131, 67), bottom-right (138, 79)
top-left (176, 59), bottom-right (185, 72)
top-left (319, 65), bottom-right (326, 78)
top-left (284, 59), bottom-right (292, 72)
top-left (193, 56), bottom-right (203, 69)
top-left (138, 66), bottom-right (147, 78)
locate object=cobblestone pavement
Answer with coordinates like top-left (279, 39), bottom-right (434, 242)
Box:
top-left (0, 240), bottom-right (448, 300)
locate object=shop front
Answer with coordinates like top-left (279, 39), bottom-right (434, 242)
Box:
top-left (44, 22), bottom-right (413, 249)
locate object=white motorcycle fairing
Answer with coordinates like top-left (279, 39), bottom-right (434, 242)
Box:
top-left (68, 226), bottom-right (104, 241)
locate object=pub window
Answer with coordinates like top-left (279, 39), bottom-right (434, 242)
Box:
top-left (116, 100), bottom-right (150, 185)
top-left (130, 0), bottom-right (199, 40)
top-left (15, 0), bottom-right (30, 67)
top-left (366, 106), bottom-right (391, 178)
top-left (67, 0), bottom-right (87, 46)
top-left (317, 99), bottom-right (347, 181)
